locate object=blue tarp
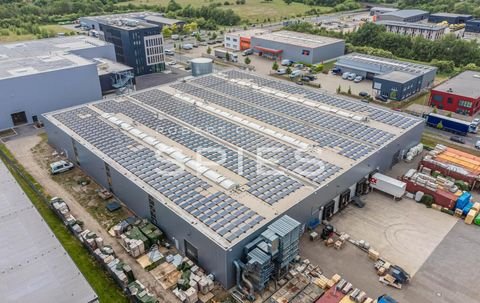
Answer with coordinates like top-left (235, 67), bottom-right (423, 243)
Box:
top-left (106, 201), bottom-right (121, 212)
top-left (462, 202), bottom-right (474, 216)
top-left (456, 192), bottom-right (471, 210)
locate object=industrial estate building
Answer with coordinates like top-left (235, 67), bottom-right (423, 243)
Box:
top-left (0, 36), bottom-right (132, 131)
top-left (466, 19), bottom-right (480, 33)
top-left (369, 7), bottom-right (398, 17)
top-left (44, 69), bottom-right (423, 288)
top-left (80, 12), bottom-right (166, 75)
top-left (377, 9), bottom-right (430, 23)
top-left (0, 161), bottom-right (98, 303)
top-left (249, 31), bottom-right (345, 64)
top-left (335, 53), bottom-right (437, 101)
top-left (224, 29), bottom-right (270, 51)
top-left (429, 70), bottom-right (480, 116)
top-left (376, 20), bottom-right (446, 40)
top-left (428, 13), bottom-right (473, 24)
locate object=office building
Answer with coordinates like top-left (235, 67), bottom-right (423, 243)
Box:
top-left (224, 29), bottom-right (270, 51)
top-left (376, 20), bottom-right (446, 40)
top-left (44, 69), bottom-right (423, 288)
top-left (429, 71), bottom-right (480, 116)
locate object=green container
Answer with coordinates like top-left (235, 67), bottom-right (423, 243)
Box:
top-left (474, 214), bottom-right (480, 226)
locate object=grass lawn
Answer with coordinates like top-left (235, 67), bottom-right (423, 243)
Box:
top-left (0, 144), bottom-right (128, 303)
top-left (121, 0), bottom-right (331, 22)
top-left (0, 24), bottom-right (73, 42)
top-left (421, 133), bottom-right (480, 157)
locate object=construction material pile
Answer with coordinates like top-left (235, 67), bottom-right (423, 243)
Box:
top-left (128, 280), bottom-right (158, 303)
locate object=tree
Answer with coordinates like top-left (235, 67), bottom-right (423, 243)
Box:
top-left (284, 0), bottom-right (293, 5)
top-left (337, 85), bottom-right (341, 94)
top-left (167, 0), bottom-right (182, 12)
top-left (162, 26), bottom-right (172, 38)
top-left (272, 61), bottom-right (279, 71)
top-left (207, 46), bottom-right (212, 55)
top-left (347, 86), bottom-right (351, 95)
top-left (437, 121), bottom-right (443, 130)
top-left (286, 67), bottom-right (292, 74)
top-left (244, 57), bottom-right (251, 65)
top-left (225, 51), bottom-right (230, 61)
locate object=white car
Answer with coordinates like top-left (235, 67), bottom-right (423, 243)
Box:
top-left (276, 68), bottom-right (287, 75)
top-left (342, 72), bottom-right (350, 79)
top-left (347, 73), bottom-right (357, 81)
top-left (50, 160), bottom-right (74, 175)
top-left (164, 49), bottom-right (175, 56)
top-left (167, 61), bottom-right (177, 66)
top-left (473, 118), bottom-right (480, 125)
top-left (476, 140), bottom-right (480, 149)
top-left (353, 75), bottom-right (363, 83)
top-left (281, 59), bottom-right (293, 66)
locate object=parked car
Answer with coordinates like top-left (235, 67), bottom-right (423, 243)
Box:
top-left (193, 44), bottom-right (199, 48)
top-left (295, 81), bottom-right (304, 85)
top-left (165, 49), bottom-right (175, 56)
top-left (303, 74), bottom-right (317, 81)
top-left (50, 160), bottom-right (74, 175)
top-left (207, 40), bottom-right (216, 45)
top-left (276, 68), bottom-right (287, 75)
top-left (185, 65), bottom-right (191, 70)
top-left (331, 67), bottom-right (341, 75)
top-left (375, 95), bottom-right (388, 102)
top-left (293, 63), bottom-right (304, 69)
top-left (182, 43), bottom-right (193, 50)
top-left (289, 70), bottom-right (303, 78)
top-left (347, 73), bottom-right (357, 81)
top-left (361, 98), bottom-right (369, 103)
top-left (200, 41), bottom-right (207, 46)
top-left (354, 75), bottom-right (363, 83)
top-left (242, 49), bottom-right (254, 56)
top-left (475, 140), bottom-right (480, 149)
top-left (342, 72), bottom-right (350, 80)
top-left (359, 91), bottom-right (369, 97)
top-left (450, 136), bottom-right (465, 144)
top-left (167, 60), bottom-right (176, 65)
top-left (301, 76), bottom-right (311, 82)
top-left (281, 59), bottom-right (293, 66)
top-left (171, 34), bottom-right (179, 40)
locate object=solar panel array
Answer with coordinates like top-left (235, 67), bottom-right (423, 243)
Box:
top-left (94, 100), bottom-right (304, 205)
top-left (131, 89), bottom-right (341, 184)
top-left (221, 70), bottom-right (420, 129)
top-left (52, 107), bottom-right (264, 243)
top-left (172, 82), bottom-right (373, 160)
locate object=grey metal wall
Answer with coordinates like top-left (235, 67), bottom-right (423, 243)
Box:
top-left (373, 76), bottom-right (422, 101)
top-left (421, 68), bottom-right (437, 90)
top-left (250, 38), bottom-right (344, 64)
top-left (0, 64), bottom-right (102, 130)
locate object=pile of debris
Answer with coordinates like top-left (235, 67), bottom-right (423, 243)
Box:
top-left (172, 258), bottom-right (215, 303)
top-left (128, 280), bottom-right (158, 303)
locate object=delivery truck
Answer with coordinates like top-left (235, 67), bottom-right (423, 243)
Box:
top-left (370, 173), bottom-right (406, 199)
top-left (214, 49), bottom-right (238, 62)
top-left (425, 113), bottom-right (476, 136)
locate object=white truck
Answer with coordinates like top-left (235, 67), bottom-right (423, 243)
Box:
top-left (370, 173), bottom-right (406, 199)
top-left (214, 49), bottom-right (238, 62)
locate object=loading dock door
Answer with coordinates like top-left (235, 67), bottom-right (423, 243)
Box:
top-left (366, 72), bottom-right (375, 80)
top-left (356, 178), bottom-right (369, 196)
top-left (322, 200), bottom-right (335, 220)
top-left (339, 189), bottom-right (351, 210)
top-left (11, 111), bottom-right (27, 126)
top-left (184, 240), bottom-right (198, 263)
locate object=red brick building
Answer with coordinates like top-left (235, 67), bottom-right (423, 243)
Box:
top-left (429, 71), bottom-right (480, 116)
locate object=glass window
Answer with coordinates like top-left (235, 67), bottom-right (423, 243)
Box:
top-left (459, 100), bottom-right (473, 108)
top-left (432, 94), bottom-right (443, 102)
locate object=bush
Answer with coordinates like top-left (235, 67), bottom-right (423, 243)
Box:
top-left (421, 194), bottom-right (434, 208)
top-left (455, 180), bottom-right (469, 191)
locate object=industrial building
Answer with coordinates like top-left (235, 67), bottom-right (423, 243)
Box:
top-left (224, 29), bottom-right (270, 51)
top-left (377, 9), bottom-right (430, 23)
top-left (249, 30), bottom-right (345, 64)
top-left (429, 70), bottom-right (480, 116)
top-left (336, 53), bottom-right (437, 100)
top-left (376, 20), bottom-right (446, 41)
top-left (44, 69), bottom-right (423, 288)
top-left (428, 13), bottom-right (473, 24)
top-left (0, 36), bottom-right (132, 131)
top-left (0, 161), bottom-right (98, 303)
top-left (369, 7), bottom-right (398, 17)
top-left (465, 19), bottom-right (480, 33)
top-left (80, 13), bottom-right (166, 75)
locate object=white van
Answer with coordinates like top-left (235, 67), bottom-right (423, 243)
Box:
top-left (289, 70), bottom-right (303, 78)
top-left (171, 34), bottom-right (179, 40)
top-left (50, 160), bottom-right (74, 175)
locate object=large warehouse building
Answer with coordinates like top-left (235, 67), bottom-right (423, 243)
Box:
top-left (335, 53), bottom-right (437, 100)
top-left (249, 30), bottom-right (345, 64)
top-left (0, 36), bottom-right (132, 131)
top-left (44, 70), bottom-right (423, 288)
top-left (377, 9), bottom-right (429, 22)
top-left (428, 13), bottom-right (473, 24)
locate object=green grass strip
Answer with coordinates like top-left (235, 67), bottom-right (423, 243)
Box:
top-left (0, 144), bottom-right (128, 303)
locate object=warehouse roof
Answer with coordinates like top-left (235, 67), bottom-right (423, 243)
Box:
top-left (370, 7), bottom-right (398, 13)
top-left (144, 15), bottom-right (185, 26)
top-left (0, 36), bottom-right (111, 80)
top-left (0, 161), bottom-right (98, 303)
top-left (433, 70), bottom-right (480, 99)
top-left (380, 9), bottom-right (429, 19)
top-left (336, 53), bottom-right (436, 75)
top-left (430, 12), bottom-right (473, 18)
top-left (251, 30), bottom-right (343, 48)
top-left (44, 70), bottom-right (421, 249)
top-left (376, 20), bottom-right (447, 31)
top-left (375, 70), bottom-right (420, 83)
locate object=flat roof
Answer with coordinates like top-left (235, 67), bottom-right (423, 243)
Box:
top-left (144, 15), bottom-right (185, 25)
top-left (0, 161), bottom-right (98, 303)
top-left (44, 70), bottom-right (421, 249)
top-left (376, 20), bottom-right (446, 31)
top-left (227, 28), bottom-right (270, 39)
top-left (336, 53), bottom-right (436, 75)
top-left (94, 58), bottom-right (132, 75)
top-left (375, 70), bottom-right (420, 83)
top-left (381, 9), bottom-right (429, 18)
top-left (82, 12), bottom-right (181, 30)
top-left (0, 36), bottom-right (110, 80)
top-left (433, 70), bottom-right (480, 99)
top-left (252, 30), bottom-right (344, 48)
top-left (370, 7), bottom-right (398, 12)
top-left (430, 12), bottom-right (473, 18)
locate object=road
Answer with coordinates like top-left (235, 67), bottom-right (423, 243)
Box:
top-left (3, 126), bottom-right (179, 303)
top-left (424, 127), bottom-right (480, 149)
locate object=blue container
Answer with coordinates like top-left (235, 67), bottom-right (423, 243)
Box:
top-left (456, 192), bottom-right (472, 210)
top-left (462, 202), bottom-right (474, 216)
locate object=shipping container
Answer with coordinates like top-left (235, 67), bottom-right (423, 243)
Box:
top-left (370, 173), bottom-right (406, 199)
top-left (425, 113), bottom-right (471, 136)
top-left (315, 286), bottom-right (345, 303)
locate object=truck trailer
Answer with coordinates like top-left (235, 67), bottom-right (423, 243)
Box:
top-left (370, 173), bottom-right (406, 199)
top-left (425, 113), bottom-right (475, 136)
